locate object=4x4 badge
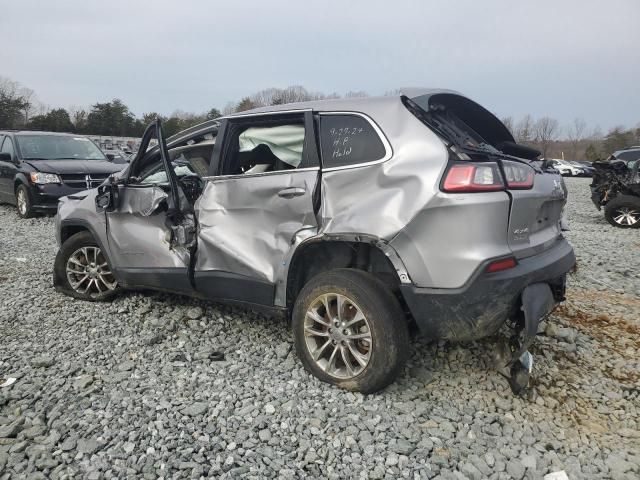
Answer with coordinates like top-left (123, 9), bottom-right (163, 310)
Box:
top-left (551, 179), bottom-right (565, 199)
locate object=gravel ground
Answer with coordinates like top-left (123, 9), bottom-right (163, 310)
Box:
top-left (0, 178), bottom-right (638, 479)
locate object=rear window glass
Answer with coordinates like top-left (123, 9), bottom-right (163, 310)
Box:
top-left (319, 115), bottom-right (386, 168)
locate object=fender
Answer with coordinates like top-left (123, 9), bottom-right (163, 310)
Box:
top-left (276, 232), bottom-right (412, 307)
top-left (13, 172), bottom-right (31, 193)
top-left (58, 218), bottom-right (120, 283)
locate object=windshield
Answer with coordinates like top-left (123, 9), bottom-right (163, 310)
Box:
top-left (16, 135), bottom-right (106, 160)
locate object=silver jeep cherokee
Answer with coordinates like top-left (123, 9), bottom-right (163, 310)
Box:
top-left (54, 89), bottom-right (575, 394)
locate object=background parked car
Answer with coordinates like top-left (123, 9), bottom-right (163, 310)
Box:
top-left (0, 131), bottom-right (127, 218)
top-left (547, 158), bottom-right (588, 176)
top-left (569, 160), bottom-right (594, 176)
top-left (102, 149), bottom-right (131, 164)
top-left (609, 147), bottom-right (640, 164)
top-left (590, 159), bottom-right (640, 228)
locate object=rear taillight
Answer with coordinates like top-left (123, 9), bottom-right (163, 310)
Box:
top-left (442, 162), bottom-right (504, 192)
top-left (502, 160), bottom-right (534, 189)
top-left (486, 257), bottom-right (517, 273)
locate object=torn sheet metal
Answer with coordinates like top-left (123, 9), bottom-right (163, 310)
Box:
top-left (106, 186), bottom-right (189, 268)
top-left (195, 170), bottom-right (318, 282)
top-left (117, 185), bottom-right (168, 217)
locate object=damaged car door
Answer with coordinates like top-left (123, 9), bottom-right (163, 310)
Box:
top-left (194, 111), bottom-right (320, 306)
top-left (99, 121), bottom-right (196, 293)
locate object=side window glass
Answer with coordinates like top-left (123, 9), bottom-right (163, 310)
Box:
top-left (223, 121), bottom-right (306, 175)
top-left (138, 157), bottom-right (168, 184)
top-left (319, 115), bottom-right (386, 168)
top-left (618, 151), bottom-right (640, 161)
top-left (1, 137), bottom-right (15, 159)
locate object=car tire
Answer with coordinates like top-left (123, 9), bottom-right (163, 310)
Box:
top-left (292, 268), bottom-right (409, 394)
top-left (53, 231), bottom-right (119, 301)
top-left (15, 184), bottom-right (34, 219)
top-left (604, 195), bottom-right (640, 228)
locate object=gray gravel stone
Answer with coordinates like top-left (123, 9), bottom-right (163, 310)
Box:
top-left (275, 342), bottom-right (291, 359)
top-left (507, 459), bottom-right (525, 479)
top-left (181, 402), bottom-right (208, 417)
top-left (186, 306), bottom-right (203, 320)
top-left (117, 360), bottom-right (134, 372)
top-left (60, 437), bottom-right (76, 451)
top-left (73, 375), bottom-right (93, 390)
top-left (0, 418), bottom-right (23, 438)
top-left (31, 356), bottom-right (55, 368)
top-left (76, 438), bottom-right (99, 455)
top-left (393, 439), bottom-right (416, 455)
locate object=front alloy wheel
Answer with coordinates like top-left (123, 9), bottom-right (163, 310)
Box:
top-left (604, 195), bottom-right (640, 229)
top-left (611, 206), bottom-right (640, 227)
top-left (54, 231), bottom-right (119, 300)
top-left (66, 246), bottom-right (118, 295)
top-left (16, 185), bottom-right (34, 218)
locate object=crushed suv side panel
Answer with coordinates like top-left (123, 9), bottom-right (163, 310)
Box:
top-left (390, 191), bottom-right (513, 288)
top-left (195, 171), bottom-right (319, 283)
top-left (317, 99), bottom-right (516, 290)
top-left (318, 100), bottom-right (445, 240)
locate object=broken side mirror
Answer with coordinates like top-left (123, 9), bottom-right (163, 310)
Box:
top-left (95, 183), bottom-right (119, 212)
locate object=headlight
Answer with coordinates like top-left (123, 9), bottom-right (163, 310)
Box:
top-left (30, 172), bottom-right (61, 184)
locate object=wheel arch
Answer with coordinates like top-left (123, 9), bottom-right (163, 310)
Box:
top-left (282, 234), bottom-right (411, 314)
top-left (14, 174), bottom-right (30, 194)
top-left (60, 223), bottom-right (91, 244)
top-left (57, 219), bottom-right (119, 283)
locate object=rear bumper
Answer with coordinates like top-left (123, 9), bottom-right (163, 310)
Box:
top-left (399, 238), bottom-right (575, 341)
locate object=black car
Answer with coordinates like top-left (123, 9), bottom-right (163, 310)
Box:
top-left (0, 131), bottom-right (126, 218)
top-left (590, 159), bottom-right (640, 228)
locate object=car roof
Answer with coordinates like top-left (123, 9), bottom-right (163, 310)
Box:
top-left (0, 130), bottom-right (79, 137)
top-left (226, 88), bottom-right (460, 117)
top-left (614, 147), bottom-right (640, 155)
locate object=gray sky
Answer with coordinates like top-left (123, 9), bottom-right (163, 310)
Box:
top-left (2, 0), bottom-right (639, 130)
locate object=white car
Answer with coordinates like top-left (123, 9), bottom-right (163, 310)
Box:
top-left (548, 159), bottom-right (585, 177)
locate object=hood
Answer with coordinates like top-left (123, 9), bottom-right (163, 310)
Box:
top-left (23, 159), bottom-right (126, 175)
top-left (401, 88), bottom-right (515, 147)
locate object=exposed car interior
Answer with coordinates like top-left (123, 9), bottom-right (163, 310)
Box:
top-left (223, 122), bottom-right (306, 175)
top-left (129, 120), bottom-right (307, 210)
top-left (132, 134), bottom-right (215, 206)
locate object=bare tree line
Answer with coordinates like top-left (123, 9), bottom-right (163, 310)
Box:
top-left (2, 76), bottom-right (638, 159)
top-left (501, 114), bottom-right (638, 160)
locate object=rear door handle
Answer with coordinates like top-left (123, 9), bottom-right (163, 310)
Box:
top-left (277, 187), bottom-right (306, 199)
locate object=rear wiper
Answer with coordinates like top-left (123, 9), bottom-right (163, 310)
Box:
top-left (461, 145), bottom-right (542, 172)
top-left (23, 157), bottom-right (49, 160)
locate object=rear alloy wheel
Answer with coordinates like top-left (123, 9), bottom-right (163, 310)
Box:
top-left (292, 268), bottom-right (409, 393)
top-left (304, 292), bottom-right (373, 379)
top-left (604, 195), bottom-right (640, 229)
top-left (16, 185), bottom-right (34, 218)
top-left (54, 231), bottom-right (119, 300)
